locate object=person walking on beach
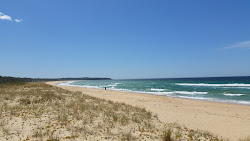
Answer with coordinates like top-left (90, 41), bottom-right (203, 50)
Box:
top-left (105, 87), bottom-right (106, 90)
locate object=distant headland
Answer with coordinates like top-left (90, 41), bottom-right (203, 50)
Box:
top-left (0, 76), bottom-right (111, 83)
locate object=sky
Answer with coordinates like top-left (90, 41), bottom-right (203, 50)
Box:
top-left (0, 0), bottom-right (250, 79)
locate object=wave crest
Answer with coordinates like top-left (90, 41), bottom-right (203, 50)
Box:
top-left (176, 83), bottom-right (250, 87)
top-left (224, 93), bottom-right (246, 96)
top-left (151, 88), bottom-right (165, 92)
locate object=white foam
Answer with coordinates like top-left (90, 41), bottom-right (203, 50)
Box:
top-left (57, 81), bottom-right (74, 86)
top-left (224, 93), bottom-right (246, 96)
top-left (143, 91), bottom-right (175, 95)
top-left (106, 83), bottom-right (121, 87)
top-left (234, 101), bottom-right (250, 105)
top-left (178, 96), bottom-right (210, 100)
top-left (135, 91), bottom-right (207, 95)
top-left (109, 89), bottom-right (163, 95)
top-left (176, 83), bottom-right (250, 87)
top-left (108, 89), bottom-right (207, 95)
top-left (79, 85), bottom-right (100, 88)
top-left (237, 87), bottom-right (250, 89)
top-left (173, 91), bottom-right (208, 95)
top-left (57, 82), bottom-right (100, 89)
top-left (218, 99), bottom-right (250, 105)
top-left (178, 96), bottom-right (250, 105)
top-left (151, 88), bottom-right (165, 92)
top-left (107, 84), bottom-right (117, 87)
top-left (108, 88), bottom-right (174, 95)
top-left (109, 88), bottom-right (133, 92)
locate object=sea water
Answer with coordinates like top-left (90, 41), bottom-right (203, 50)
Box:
top-left (59, 76), bottom-right (250, 105)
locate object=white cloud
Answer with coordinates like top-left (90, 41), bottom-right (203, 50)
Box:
top-left (223, 40), bottom-right (250, 49)
top-left (15, 19), bottom-right (23, 23)
top-left (0, 12), bottom-right (23, 23)
top-left (0, 12), bottom-right (12, 21)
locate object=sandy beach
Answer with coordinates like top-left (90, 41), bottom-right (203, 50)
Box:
top-left (47, 81), bottom-right (250, 140)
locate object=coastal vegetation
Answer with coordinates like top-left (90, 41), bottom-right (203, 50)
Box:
top-left (0, 81), bottom-right (231, 140)
top-left (0, 76), bottom-right (111, 84)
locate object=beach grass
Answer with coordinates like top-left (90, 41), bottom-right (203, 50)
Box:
top-left (0, 82), bottom-right (229, 140)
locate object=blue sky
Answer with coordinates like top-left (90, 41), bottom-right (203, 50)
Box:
top-left (0, 0), bottom-right (250, 79)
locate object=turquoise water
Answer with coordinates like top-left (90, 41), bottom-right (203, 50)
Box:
top-left (59, 76), bottom-right (250, 105)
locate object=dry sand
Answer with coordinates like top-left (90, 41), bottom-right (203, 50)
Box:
top-left (47, 81), bottom-right (250, 140)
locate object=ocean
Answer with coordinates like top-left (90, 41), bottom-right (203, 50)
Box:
top-left (59, 76), bottom-right (250, 105)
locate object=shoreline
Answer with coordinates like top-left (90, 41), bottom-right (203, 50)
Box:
top-left (47, 81), bottom-right (250, 140)
top-left (58, 81), bottom-right (250, 106)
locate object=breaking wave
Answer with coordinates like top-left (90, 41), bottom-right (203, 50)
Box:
top-left (224, 93), bottom-right (246, 96)
top-left (176, 83), bottom-right (250, 87)
top-left (151, 88), bottom-right (165, 92)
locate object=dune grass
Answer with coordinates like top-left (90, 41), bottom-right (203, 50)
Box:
top-left (0, 82), bottom-right (230, 140)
